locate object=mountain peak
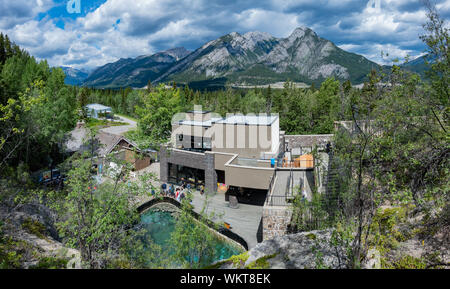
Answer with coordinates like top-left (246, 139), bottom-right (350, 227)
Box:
top-left (288, 26), bottom-right (313, 40)
top-left (243, 31), bottom-right (273, 42)
top-left (163, 47), bottom-right (191, 60)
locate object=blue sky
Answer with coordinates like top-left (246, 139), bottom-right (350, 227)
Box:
top-left (0, 0), bottom-right (449, 70)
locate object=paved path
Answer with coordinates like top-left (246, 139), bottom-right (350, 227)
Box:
top-left (100, 115), bottom-right (137, 136)
top-left (190, 190), bottom-right (263, 249)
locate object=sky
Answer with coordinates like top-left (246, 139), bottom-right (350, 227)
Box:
top-left (0, 0), bottom-right (449, 71)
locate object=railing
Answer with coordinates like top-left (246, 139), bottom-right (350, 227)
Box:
top-left (286, 169), bottom-right (292, 197)
top-left (280, 159), bottom-right (314, 168)
top-left (265, 170), bottom-right (292, 207)
top-left (264, 173), bottom-right (276, 206)
top-left (265, 195), bottom-right (289, 206)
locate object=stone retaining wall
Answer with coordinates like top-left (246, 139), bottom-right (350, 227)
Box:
top-left (262, 206), bottom-right (292, 241)
top-left (284, 134), bottom-right (333, 150)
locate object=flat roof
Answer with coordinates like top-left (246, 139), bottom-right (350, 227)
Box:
top-left (85, 103), bottom-right (112, 110)
top-left (216, 115), bottom-right (278, 125)
top-left (186, 110), bottom-right (212, 114)
top-left (178, 117), bottom-right (223, 127)
top-left (177, 114), bottom-right (278, 126)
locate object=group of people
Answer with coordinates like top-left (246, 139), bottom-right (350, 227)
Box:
top-left (160, 178), bottom-right (207, 203)
top-left (161, 182), bottom-right (188, 203)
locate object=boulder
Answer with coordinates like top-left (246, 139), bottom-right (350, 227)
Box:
top-left (216, 229), bottom-right (349, 269)
top-left (228, 195), bottom-right (239, 209)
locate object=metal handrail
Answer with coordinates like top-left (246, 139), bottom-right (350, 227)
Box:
top-left (264, 173), bottom-right (276, 206)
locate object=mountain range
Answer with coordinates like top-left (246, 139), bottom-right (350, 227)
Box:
top-left (63, 27), bottom-right (430, 89)
top-left (60, 66), bottom-right (89, 86)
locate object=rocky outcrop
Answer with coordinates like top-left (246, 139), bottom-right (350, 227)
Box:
top-left (84, 27), bottom-right (379, 88)
top-left (82, 47), bottom-right (191, 88)
top-left (215, 230), bottom-right (349, 269)
top-left (0, 202), bottom-right (81, 269)
top-left (156, 27), bottom-right (376, 85)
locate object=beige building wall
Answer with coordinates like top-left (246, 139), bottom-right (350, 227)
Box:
top-left (214, 152), bottom-right (235, 171)
top-left (208, 123), bottom-right (275, 159)
top-left (224, 164), bottom-right (274, 190)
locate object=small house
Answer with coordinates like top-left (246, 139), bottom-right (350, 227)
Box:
top-left (85, 103), bottom-right (113, 119)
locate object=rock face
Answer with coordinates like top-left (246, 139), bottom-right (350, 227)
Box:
top-left (2, 202), bottom-right (59, 241)
top-left (0, 202), bottom-right (81, 269)
top-left (217, 230), bottom-right (349, 269)
top-left (83, 27), bottom-right (380, 88)
top-left (155, 27), bottom-right (378, 86)
top-left (82, 47), bottom-right (191, 88)
top-left (61, 66), bottom-right (89, 86)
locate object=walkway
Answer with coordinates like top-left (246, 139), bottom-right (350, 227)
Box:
top-left (190, 190), bottom-right (263, 249)
top-left (268, 170), bottom-right (312, 206)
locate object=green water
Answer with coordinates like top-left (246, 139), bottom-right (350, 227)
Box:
top-left (140, 209), bottom-right (243, 266)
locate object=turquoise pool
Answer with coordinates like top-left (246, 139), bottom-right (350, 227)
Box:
top-left (139, 209), bottom-right (243, 267)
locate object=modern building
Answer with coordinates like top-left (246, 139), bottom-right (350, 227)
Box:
top-left (85, 103), bottom-right (113, 119)
top-left (160, 109), bottom-right (331, 205)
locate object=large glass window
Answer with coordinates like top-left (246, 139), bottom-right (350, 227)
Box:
top-left (176, 134), bottom-right (211, 152)
top-left (167, 163), bottom-right (205, 189)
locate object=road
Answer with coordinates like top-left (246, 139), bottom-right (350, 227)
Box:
top-left (100, 115), bottom-right (137, 136)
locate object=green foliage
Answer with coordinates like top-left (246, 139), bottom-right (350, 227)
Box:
top-left (0, 35), bottom-right (78, 174)
top-left (21, 217), bottom-right (47, 239)
top-left (30, 256), bottom-right (68, 269)
top-left (228, 252), bottom-right (249, 268)
top-left (168, 196), bottom-right (224, 269)
top-left (245, 253), bottom-right (277, 269)
top-left (291, 191), bottom-right (329, 232)
top-left (135, 84), bottom-right (182, 145)
top-left (0, 237), bottom-right (24, 269)
top-left (0, 221), bottom-right (35, 269)
top-left (369, 207), bottom-right (409, 255)
top-left (383, 255), bottom-right (428, 269)
top-left (50, 149), bottom-right (158, 269)
top-left (85, 118), bottom-right (128, 128)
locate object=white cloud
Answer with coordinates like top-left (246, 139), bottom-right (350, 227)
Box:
top-left (2, 0), bottom-right (448, 69)
top-left (234, 9), bottom-right (301, 38)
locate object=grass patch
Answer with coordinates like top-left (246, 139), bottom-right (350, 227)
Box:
top-left (86, 118), bottom-right (128, 128)
top-left (228, 252), bottom-right (249, 268)
top-left (115, 113), bottom-right (138, 122)
top-left (21, 218), bottom-right (47, 239)
top-left (30, 256), bottom-right (68, 269)
top-left (383, 255), bottom-right (427, 269)
top-left (245, 253), bottom-right (278, 269)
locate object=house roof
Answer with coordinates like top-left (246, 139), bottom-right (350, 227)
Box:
top-left (96, 132), bottom-right (123, 156)
top-left (216, 115), bottom-right (278, 125)
top-left (85, 103), bottom-right (112, 111)
top-left (64, 128), bottom-right (137, 156)
top-left (177, 114), bottom-right (279, 127)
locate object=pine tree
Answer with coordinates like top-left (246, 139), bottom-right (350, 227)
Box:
top-left (266, 84), bottom-right (272, 114)
top-left (0, 33), bottom-right (5, 65)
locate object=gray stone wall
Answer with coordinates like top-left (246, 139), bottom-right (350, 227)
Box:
top-left (159, 145), bottom-right (217, 194)
top-left (284, 134), bottom-right (333, 150)
top-left (262, 206), bottom-right (292, 241)
top-left (204, 152), bottom-right (217, 194)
